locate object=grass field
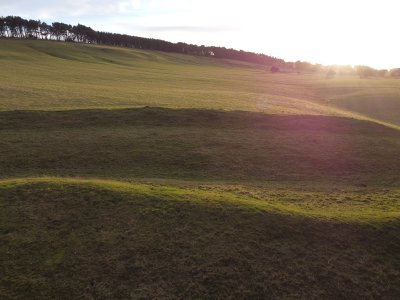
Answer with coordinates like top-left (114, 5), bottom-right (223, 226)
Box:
top-left (1, 39), bottom-right (400, 128)
top-left (0, 39), bottom-right (399, 298)
top-left (1, 108), bottom-right (399, 185)
top-left (1, 178), bottom-right (399, 298)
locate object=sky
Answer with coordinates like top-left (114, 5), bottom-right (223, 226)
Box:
top-left (1, 0), bottom-right (399, 69)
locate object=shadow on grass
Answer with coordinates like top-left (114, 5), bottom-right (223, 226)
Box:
top-left (0, 107), bottom-right (399, 184)
top-left (0, 180), bottom-right (399, 299)
top-left (1, 106), bottom-right (399, 135)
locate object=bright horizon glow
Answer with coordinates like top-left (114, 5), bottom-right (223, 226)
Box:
top-left (1, 0), bottom-right (399, 69)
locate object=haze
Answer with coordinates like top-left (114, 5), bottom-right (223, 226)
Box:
top-left (1, 0), bottom-right (398, 69)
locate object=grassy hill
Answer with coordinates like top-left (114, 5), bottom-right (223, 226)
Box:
top-left (1, 39), bottom-right (400, 129)
top-left (1, 108), bottom-right (399, 186)
top-left (1, 178), bottom-right (399, 299)
top-left (0, 39), bottom-right (399, 298)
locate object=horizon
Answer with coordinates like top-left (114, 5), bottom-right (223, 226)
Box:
top-left (1, 0), bottom-right (399, 69)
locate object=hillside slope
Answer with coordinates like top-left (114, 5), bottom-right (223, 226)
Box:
top-left (1, 108), bottom-right (399, 185)
top-left (1, 39), bottom-right (399, 128)
top-left (1, 178), bottom-right (399, 299)
top-left (1, 39), bottom-right (400, 299)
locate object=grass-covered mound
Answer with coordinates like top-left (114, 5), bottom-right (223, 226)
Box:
top-left (1, 108), bottom-right (399, 185)
top-left (1, 178), bottom-right (399, 299)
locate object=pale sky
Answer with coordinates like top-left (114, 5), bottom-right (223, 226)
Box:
top-left (1, 0), bottom-right (399, 69)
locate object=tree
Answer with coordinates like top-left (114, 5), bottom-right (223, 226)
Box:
top-left (294, 60), bottom-right (313, 73)
top-left (377, 69), bottom-right (388, 77)
top-left (270, 66), bottom-right (280, 73)
top-left (5, 16), bottom-right (19, 37)
top-left (355, 65), bottom-right (376, 78)
top-left (72, 24), bottom-right (96, 43)
top-left (26, 19), bottom-right (40, 38)
top-left (39, 22), bottom-right (51, 40)
top-left (0, 17), bottom-right (6, 37)
top-left (52, 22), bottom-right (70, 40)
top-left (4, 16), bottom-right (27, 38)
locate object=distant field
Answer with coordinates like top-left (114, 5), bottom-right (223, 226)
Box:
top-left (1, 39), bottom-right (399, 128)
top-left (1, 39), bottom-right (399, 298)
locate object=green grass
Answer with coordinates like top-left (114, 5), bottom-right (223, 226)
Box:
top-left (1, 177), bottom-right (399, 222)
top-left (1, 39), bottom-right (400, 298)
top-left (312, 78), bottom-right (400, 127)
top-left (1, 108), bottom-right (399, 185)
top-left (1, 39), bottom-right (400, 129)
top-left (0, 178), bottom-right (399, 299)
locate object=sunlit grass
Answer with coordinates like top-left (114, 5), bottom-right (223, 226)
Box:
top-left (1, 39), bottom-right (399, 129)
top-left (1, 39), bottom-right (399, 299)
top-left (1, 177), bottom-right (398, 223)
top-left (2, 176), bottom-right (399, 298)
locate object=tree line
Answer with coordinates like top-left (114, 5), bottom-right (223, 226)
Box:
top-left (2, 15), bottom-right (398, 76)
top-left (288, 61), bottom-right (399, 78)
top-left (0, 15), bottom-right (286, 67)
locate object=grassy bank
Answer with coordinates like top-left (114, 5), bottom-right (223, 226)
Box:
top-left (1, 108), bottom-right (399, 185)
top-left (1, 178), bottom-right (399, 299)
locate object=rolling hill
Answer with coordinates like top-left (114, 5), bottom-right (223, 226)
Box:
top-left (1, 39), bottom-right (400, 129)
top-left (0, 39), bottom-right (399, 298)
top-left (1, 108), bottom-right (399, 185)
top-left (1, 178), bottom-right (399, 298)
